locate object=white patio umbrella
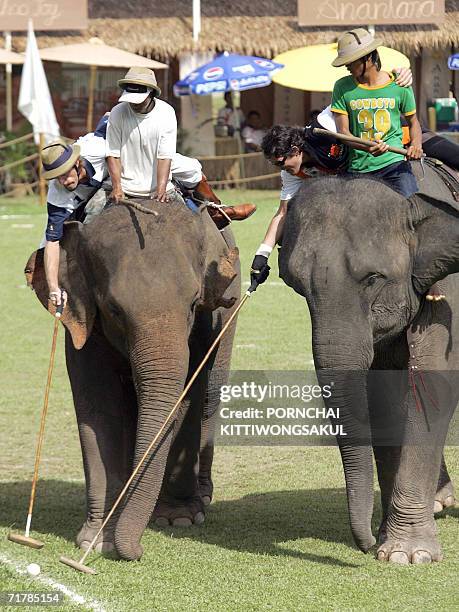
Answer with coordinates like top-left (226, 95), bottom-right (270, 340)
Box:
top-left (0, 48), bottom-right (24, 132)
top-left (39, 38), bottom-right (168, 131)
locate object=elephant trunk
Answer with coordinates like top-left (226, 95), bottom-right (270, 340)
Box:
top-left (312, 320), bottom-right (376, 552)
top-left (114, 319), bottom-right (190, 561)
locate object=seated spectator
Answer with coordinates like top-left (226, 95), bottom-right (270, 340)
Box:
top-left (241, 110), bottom-right (267, 152)
top-left (217, 92), bottom-right (245, 136)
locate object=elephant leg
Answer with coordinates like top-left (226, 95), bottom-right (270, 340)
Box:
top-left (152, 364), bottom-right (207, 528)
top-left (367, 367), bottom-right (405, 544)
top-left (376, 371), bottom-right (456, 564)
top-left (434, 454), bottom-right (457, 514)
top-left (65, 330), bottom-right (136, 554)
top-left (199, 304), bottom-right (238, 506)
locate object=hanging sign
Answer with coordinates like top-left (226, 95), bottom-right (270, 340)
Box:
top-left (298, 0), bottom-right (445, 26)
top-left (0, 0), bottom-right (88, 30)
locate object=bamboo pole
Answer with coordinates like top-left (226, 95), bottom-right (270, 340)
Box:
top-left (38, 133), bottom-right (46, 206)
top-left (86, 65), bottom-right (97, 132)
top-left (4, 31), bottom-right (12, 132)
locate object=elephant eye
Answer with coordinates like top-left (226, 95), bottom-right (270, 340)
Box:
top-left (363, 272), bottom-right (385, 287)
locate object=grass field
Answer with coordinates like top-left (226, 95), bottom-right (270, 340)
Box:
top-left (0, 193), bottom-right (457, 611)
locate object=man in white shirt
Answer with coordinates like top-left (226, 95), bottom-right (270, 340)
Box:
top-left (107, 67), bottom-right (256, 225)
top-left (241, 111), bottom-right (266, 152)
top-left (107, 67), bottom-right (175, 203)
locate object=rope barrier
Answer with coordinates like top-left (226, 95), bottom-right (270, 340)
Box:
top-left (208, 172), bottom-right (280, 187)
top-left (199, 151), bottom-right (264, 161)
top-left (0, 180), bottom-right (38, 199)
top-left (0, 153), bottom-right (39, 173)
top-left (0, 133), bottom-right (34, 150)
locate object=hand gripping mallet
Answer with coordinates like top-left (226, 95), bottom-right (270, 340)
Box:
top-left (312, 127), bottom-right (413, 156)
top-left (8, 297), bottom-right (64, 549)
top-left (59, 285), bottom-right (257, 574)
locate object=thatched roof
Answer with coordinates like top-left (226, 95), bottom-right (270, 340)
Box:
top-left (8, 0), bottom-right (459, 59)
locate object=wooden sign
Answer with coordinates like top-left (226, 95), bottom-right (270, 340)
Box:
top-left (298, 0), bottom-right (445, 26)
top-left (0, 0), bottom-right (88, 30)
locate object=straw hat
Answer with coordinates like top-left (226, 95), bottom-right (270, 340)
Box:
top-left (332, 28), bottom-right (383, 67)
top-left (117, 67), bottom-right (161, 103)
top-left (41, 139), bottom-right (80, 180)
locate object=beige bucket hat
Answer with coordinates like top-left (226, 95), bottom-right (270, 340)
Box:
top-left (117, 66), bottom-right (161, 103)
top-left (41, 139), bottom-right (80, 180)
top-left (332, 28), bottom-right (383, 67)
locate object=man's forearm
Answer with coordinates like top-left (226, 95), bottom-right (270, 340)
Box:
top-left (44, 240), bottom-right (60, 293)
top-left (107, 156), bottom-right (122, 191)
top-left (156, 158), bottom-right (172, 192)
top-left (409, 117), bottom-right (423, 148)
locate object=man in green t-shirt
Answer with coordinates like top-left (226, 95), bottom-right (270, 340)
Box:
top-left (331, 28), bottom-right (423, 198)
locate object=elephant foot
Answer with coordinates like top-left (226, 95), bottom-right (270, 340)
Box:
top-left (376, 522), bottom-right (442, 564)
top-left (434, 480), bottom-right (457, 514)
top-left (199, 473), bottom-right (213, 507)
top-left (76, 518), bottom-right (117, 557)
top-left (152, 495), bottom-right (205, 527)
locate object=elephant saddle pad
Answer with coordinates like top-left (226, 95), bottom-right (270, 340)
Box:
top-left (412, 158), bottom-right (459, 211)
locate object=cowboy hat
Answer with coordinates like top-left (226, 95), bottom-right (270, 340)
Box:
top-left (332, 28), bottom-right (383, 67)
top-left (117, 66), bottom-right (161, 102)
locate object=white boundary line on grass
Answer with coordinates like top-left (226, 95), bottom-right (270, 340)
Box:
top-left (0, 553), bottom-right (106, 612)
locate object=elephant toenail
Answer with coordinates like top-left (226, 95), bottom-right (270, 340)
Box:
top-left (412, 550), bottom-right (432, 564)
top-left (202, 496), bottom-right (212, 507)
top-left (172, 517), bottom-right (193, 527)
top-left (155, 517), bottom-right (170, 527)
top-left (194, 512), bottom-right (205, 525)
top-left (377, 551), bottom-right (387, 561)
top-left (389, 551), bottom-right (410, 565)
top-left (433, 500), bottom-right (444, 514)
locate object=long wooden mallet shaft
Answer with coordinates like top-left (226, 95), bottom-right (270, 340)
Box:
top-left (60, 290), bottom-right (252, 574)
top-left (312, 127), bottom-right (408, 156)
top-left (8, 302), bottom-right (63, 550)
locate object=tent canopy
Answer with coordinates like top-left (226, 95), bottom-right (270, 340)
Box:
top-left (38, 38), bottom-right (167, 69)
top-left (0, 49), bottom-right (24, 65)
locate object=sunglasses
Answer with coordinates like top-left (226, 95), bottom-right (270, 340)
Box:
top-left (270, 155), bottom-right (288, 168)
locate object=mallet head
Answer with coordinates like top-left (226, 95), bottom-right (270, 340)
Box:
top-left (59, 556), bottom-right (97, 575)
top-left (7, 532), bottom-right (44, 549)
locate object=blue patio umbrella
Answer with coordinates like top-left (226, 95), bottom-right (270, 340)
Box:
top-left (174, 51), bottom-right (284, 96)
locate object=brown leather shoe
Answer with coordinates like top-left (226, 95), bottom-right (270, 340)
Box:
top-left (207, 203), bottom-right (257, 229)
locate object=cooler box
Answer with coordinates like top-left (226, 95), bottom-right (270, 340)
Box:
top-left (433, 98), bottom-right (458, 124)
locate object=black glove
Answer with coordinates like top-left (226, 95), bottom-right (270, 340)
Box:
top-left (249, 254), bottom-right (270, 293)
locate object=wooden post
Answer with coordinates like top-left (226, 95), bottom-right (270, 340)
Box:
top-left (38, 133), bottom-right (46, 206)
top-left (86, 65), bottom-right (97, 132)
top-left (4, 31), bottom-right (12, 132)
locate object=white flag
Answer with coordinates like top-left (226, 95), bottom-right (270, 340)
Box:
top-left (18, 20), bottom-right (60, 144)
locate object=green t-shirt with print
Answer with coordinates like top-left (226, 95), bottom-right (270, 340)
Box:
top-left (331, 75), bottom-right (416, 172)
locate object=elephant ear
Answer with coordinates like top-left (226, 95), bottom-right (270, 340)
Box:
top-left (24, 222), bottom-right (96, 349)
top-left (411, 192), bottom-right (459, 295)
top-left (200, 247), bottom-right (239, 310)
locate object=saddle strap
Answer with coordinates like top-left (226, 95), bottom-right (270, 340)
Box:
top-left (424, 158), bottom-right (459, 202)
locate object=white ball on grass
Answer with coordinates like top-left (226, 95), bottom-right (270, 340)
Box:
top-left (26, 563), bottom-right (40, 576)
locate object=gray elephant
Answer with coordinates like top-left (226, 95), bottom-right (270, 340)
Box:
top-left (25, 194), bottom-right (240, 561)
top-left (279, 162), bottom-right (458, 564)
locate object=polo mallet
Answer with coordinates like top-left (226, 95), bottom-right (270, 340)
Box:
top-left (60, 284), bottom-right (257, 574)
top-left (8, 297), bottom-right (64, 549)
top-left (313, 127), bottom-right (414, 157)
